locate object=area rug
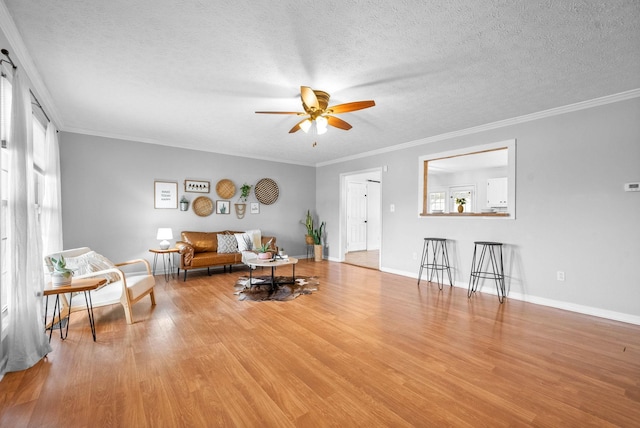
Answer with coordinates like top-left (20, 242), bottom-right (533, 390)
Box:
top-left (234, 275), bottom-right (319, 301)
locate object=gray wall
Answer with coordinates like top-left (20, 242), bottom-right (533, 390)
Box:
top-left (59, 97), bottom-right (640, 323)
top-left (316, 97), bottom-right (640, 323)
top-left (60, 132), bottom-right (315, 265)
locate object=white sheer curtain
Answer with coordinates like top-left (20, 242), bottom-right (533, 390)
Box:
top-left (1, 69), bottom-right (51, 374)
top-left (41, 122), bottom-right (63, 256)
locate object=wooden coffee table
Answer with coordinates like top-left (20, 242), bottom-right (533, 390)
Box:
top-left (247, 257), bottom-right (298, 294)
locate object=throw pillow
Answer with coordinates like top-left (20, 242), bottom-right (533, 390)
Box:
top-left (217, 234), bottom-right (238, 253)
top-left (235, 233), bottom-right (253, 252)
top-left (245, 229), bottom-right (262, 250)
top-left (63, 250), bottom-right (120, 283)
top-left (86, 252), bottom-right (121, 283)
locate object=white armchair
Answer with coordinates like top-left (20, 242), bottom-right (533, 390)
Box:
top-left (44, 247), bottom-right (156, 324)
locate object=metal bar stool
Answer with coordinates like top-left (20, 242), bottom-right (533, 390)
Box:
top-left (468, 241), bottom-right (506, 303)
top-left (418, 238), bottom-right (453, 290)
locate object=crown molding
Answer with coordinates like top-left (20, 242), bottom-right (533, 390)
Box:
top-left (0, 1), bottom-right (63, 127)
top-left (61, 126), bottom-right (316, 167)
top-left (317, 88), bottom-right (640, 167)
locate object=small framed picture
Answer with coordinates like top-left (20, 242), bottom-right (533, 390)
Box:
top-left (154, 181), bottom-right (178, 209)
top-left (216, 200), bottom-right (230, 214)
top-left (184, 179), bottom-right (210, 193)
top-left (250, 202), bottom-right (260, 214)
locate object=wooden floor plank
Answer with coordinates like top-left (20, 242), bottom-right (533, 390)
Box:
top-left (1, 260), bottom-right (639, 426)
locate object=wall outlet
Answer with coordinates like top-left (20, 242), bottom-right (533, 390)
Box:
top-left (390, 204), bottom-right (395, 212)
top-left (557, 271), bottom-right (565, 281)
top-left (412, 252), bottom-right (417, 260)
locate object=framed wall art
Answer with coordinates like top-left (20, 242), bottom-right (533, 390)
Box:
top-left (184, 179), bottom-right (210, 193)
top-left (216, 200), bottom-right (230, 214)
top-left (154, 181), bottom-right (178, 209)
top-left (250, 202), bottom-right (260, 214)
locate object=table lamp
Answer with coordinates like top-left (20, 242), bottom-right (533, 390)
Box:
top-left (156, 228), bottom-right (173, 250)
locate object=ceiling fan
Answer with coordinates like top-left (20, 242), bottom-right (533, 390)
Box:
top-left (255, 86), bottom-right (375, 134)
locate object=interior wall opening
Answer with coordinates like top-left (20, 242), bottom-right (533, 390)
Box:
top-left (339, 168), bottom-right (382, 270)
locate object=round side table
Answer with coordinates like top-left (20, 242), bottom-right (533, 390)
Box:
top-left (149, 248), bottom-right (179, 281)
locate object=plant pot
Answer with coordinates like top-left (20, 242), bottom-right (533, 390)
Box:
top-left (258, 252), bottom-right (273, 260)
top-left (51, 273), bottom-right (72, 287)
top-left (305, 235), bottom-right (315, 245)
top-left (180, 201), bottom-right (189, 211)
top-left (458, 204), bottom-right (464, 213)
top-left (314, 245), bottom-right (323, 262)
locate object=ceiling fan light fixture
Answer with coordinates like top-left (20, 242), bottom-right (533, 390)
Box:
top-left (299, 119), bottom-right (312, 133)
top-left (316, 115), bottom-right (328, 134)
top-left (256, 86), bottom-right (375, 135)
top-left (316, 115), bottom-right (328, 128)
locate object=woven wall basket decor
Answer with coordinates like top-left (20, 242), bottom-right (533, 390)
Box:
top-left (193, 196), bottom-right (214, 216)
top-left (254, 178), bottom-right (279, 205)
top-left (216, 179), bottom-right (236, 199)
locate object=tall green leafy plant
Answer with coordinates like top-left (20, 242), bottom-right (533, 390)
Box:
top-left (312, 221), bottom-right (325, 245)
top-left (301, 210), bottom-right (314, 236)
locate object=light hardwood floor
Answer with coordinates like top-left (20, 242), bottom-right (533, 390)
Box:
top-left (1, 260), bottom-right (639, 427)
top-left (344, 250), bottom-right (379, 270)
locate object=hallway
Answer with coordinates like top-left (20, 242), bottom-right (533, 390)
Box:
top-left (343, 249), bottom-right (379, 270)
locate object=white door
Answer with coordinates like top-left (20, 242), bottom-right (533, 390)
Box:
top-left (449, 185), bottom-right (475, 213)
top-left (347, 181), bottom-right (367, 252)
top-left (366, 180), bottom-right (381, 250)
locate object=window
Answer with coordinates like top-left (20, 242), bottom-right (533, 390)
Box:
top-left (428, 191), bottom-right (446, 213)
top-left (1, 73), bottom-right (11, 333)
top-left (418, 139), bottom-right (516, 218)
top-left (449, 186), bottom-right (475, 213)
top-left (32, 113), bottom-right (46, 215)
top-left (0, 72), bottom-right (48, 338)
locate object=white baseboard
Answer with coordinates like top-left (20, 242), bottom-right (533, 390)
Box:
top-left (381, 266), bottom-right (640, 326)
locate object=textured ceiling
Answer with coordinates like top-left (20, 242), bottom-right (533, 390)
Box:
top-left (2, 0), bottom-right (639, 166)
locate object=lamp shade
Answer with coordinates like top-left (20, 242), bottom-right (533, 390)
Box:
top-left (299, 119), bottom-right (312, 133)
top-left (315, 115), bottom-right (328, 131)
top-left (156, 228), bottom-right (173, 249)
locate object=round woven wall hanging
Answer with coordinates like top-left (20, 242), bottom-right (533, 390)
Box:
top-left (216, 179), bottom-right (236, 199)
top-left (193, 196), bottom-right (213, 216)
top-left (254, 178), bottom-right (279, 205)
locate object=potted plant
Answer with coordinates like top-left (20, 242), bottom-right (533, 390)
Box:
top-left (456, 197), bottom-right (466, 213)
top-left (235, 183), bottom-right (252, 219)
top-left (239, 183), bottom-right (252, 202)
top-left (180, 196), bottom-right (189, 211)
top-left (302, 210), bottom-right (315, 245)
top-left (312, 221), bottom-right (325, 262)
top-left (256, 239), bottom-right (274, 259)
top-left (50, 255), bottom-right (74, 286)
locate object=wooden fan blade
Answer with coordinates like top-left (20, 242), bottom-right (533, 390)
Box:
top-left (288, 118), bottom-right (309, 133)
top-left (327, 100), bottom-right (375, 114)
top-left (326, 115), bottom-right (352, 131)
top-left (255, 111), bottom-right (304, 115)
top-left (300, 86), bottom-right (319, 110)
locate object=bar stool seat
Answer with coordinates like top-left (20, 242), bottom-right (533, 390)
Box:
top-left (468, 241), bottom-right (506, 303)
top-left (418, 238), bottom-right (453, 290)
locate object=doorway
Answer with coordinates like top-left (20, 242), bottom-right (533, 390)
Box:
top-left (340, 169), bottom-right (382, 270)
